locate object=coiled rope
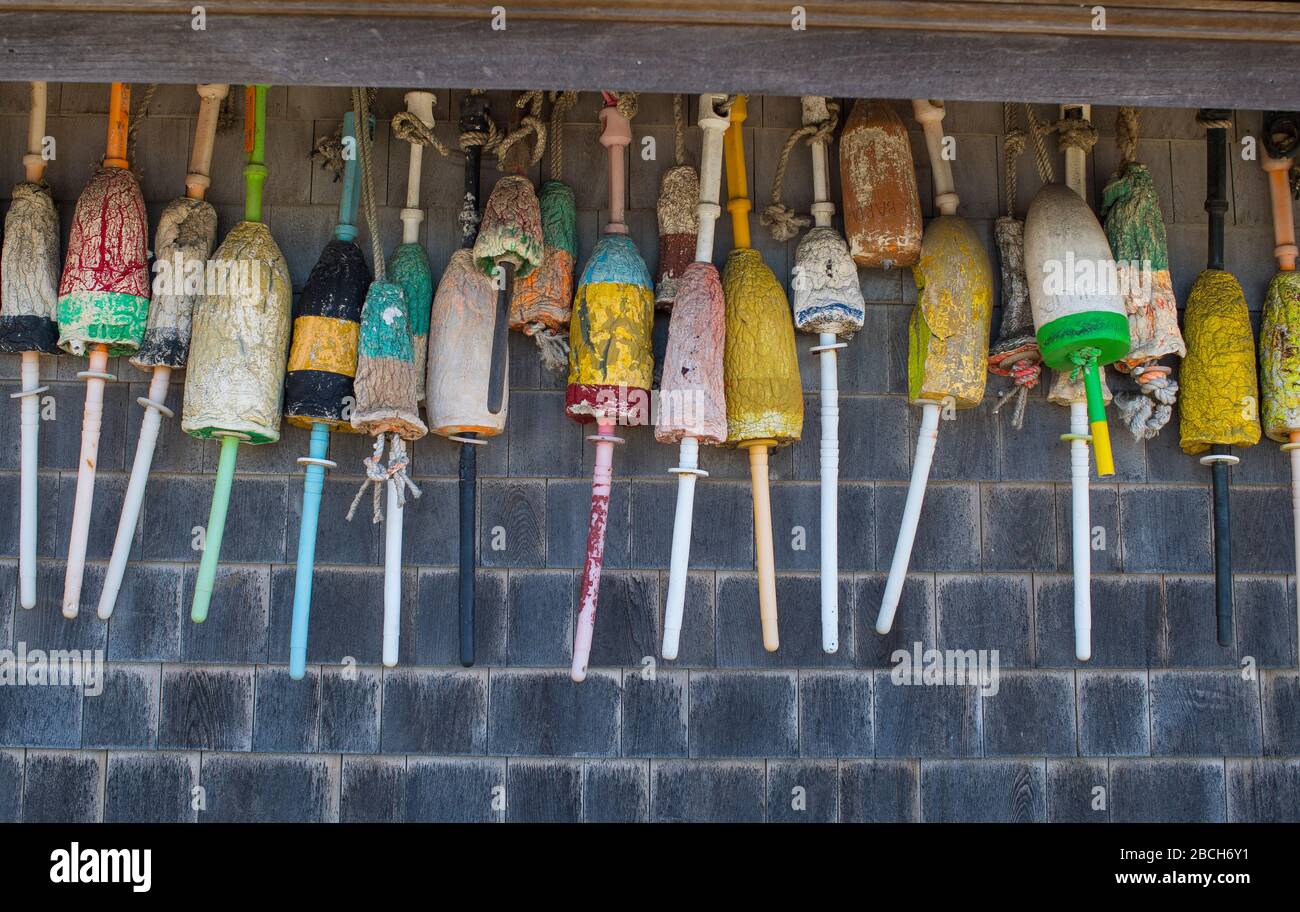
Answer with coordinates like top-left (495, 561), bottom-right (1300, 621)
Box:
top-left (497, 89), bottom-right (547, 174)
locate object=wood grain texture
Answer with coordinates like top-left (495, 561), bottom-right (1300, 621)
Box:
top-left (0, 13), bottom-right (1295, 108)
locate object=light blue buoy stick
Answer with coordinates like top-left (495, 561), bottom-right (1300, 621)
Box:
top-left (289, 421), bottom-right (333, 678)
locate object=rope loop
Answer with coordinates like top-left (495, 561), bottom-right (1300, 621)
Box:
top-left (548, 89), bottom-right (578, 179)
top-left (1116, 106), bottom-right (1140, 167)
top-left (391, 105), bottom-right (451, 157)
top-left (762, 99), bottom-right (839, 242)
top-left (496, 89), bottom-right (547, 173)
top-left (347, 434), bottom-right (422, 524)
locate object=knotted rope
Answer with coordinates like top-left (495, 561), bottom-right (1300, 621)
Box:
top-left (347, 433), bottom-right (422, 523)
top-left (344, 86), bottom-right (421, 523)
top-left (604, 90), bottom-right (638, 121)
top-left (762, 98), bottom-right (839, 241)
top-left (391, 100), bottom-right (451, 158)
top-left (1051, 111), bottom-right (1099, 157)
top-left (1069, 346), bottom-right (1102, 381)
top-left (548, 89), bottom-right (577, 180)
top-left (991, 358), bottom-right (1041, 429)
top-left (310, 126), bottom-right (346, 182)
top-left (1116, 106), bottom-right (1141, 169)
top-left (459, 88), bottom-right (504, 158)
top-left (1002, 102), bottom-right (1026, 219)
top-left (497, 89), bottom-right (547, 174)
top-left (1116, 363), bottom-right (1178, 439)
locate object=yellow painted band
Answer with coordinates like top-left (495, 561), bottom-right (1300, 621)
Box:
top-left (287, 314), bottom-right (359, 376)
top-left (1091, 420), bottom-right (1115, 478)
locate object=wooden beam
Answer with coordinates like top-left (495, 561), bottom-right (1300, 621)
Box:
top-left (0, 10), bottom-right (1295, 108)
top-left (0, 1), bottom-right (1296, 43)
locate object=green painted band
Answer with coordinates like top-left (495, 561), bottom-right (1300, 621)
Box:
top-left (56, 290), bottom-right (150, 357)
top-left (1036, 310), bottom-right (1130, 371)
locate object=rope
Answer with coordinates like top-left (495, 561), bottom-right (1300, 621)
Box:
top-left (673, 93), bottom-right (687, 166)
top-left (496, 89), bottom-right (547, 174)
top-left (524, 324), bottom-right (569, 372)
top-left (761, 98), bottom-right (839, 241)
top-left (1116, 106), bottom-right (1140, 168)
top-left (1196, 111), bottom-right (1234, 131)
top-left (1116, 364), bottom-right (1178, 440)
top-left (548, 90), bottom-right (577, 179)
top-left (604, 90), bottom-right (638, 121)
top-left (391, 104), bottom-right (451, 158)
top-left (1068, 346), bottom-right (1102, 381)
top-left (217, 90), bottom-right (236, 131)
top-left (1002, 102), bottom-right (1026, 218)
top-left (459, 89), bottom-right (504, 158)
top-left (346, 434), bottom-right (422, 524)
top-left (352, 87), bottom-right (384, 281)
top-left (1024, 105), bottom-right (1056, 185)
top-left (310, 126), bottom-right (345, 182)
top-left (1051, 112), bottom-right (1099, 156)
top-left (991, 358), bottom-right (1041, 429)
top-left (124, 83), bottom-right (158, 179)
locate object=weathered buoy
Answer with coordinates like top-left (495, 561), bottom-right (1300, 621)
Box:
top-left (184, 85), bottom-right (292, 624)
top-left (57, 82), bottom-right (151, 619)
top-left (1180, 109), bottom-right (1261, 647)
top-left (99, 83), bottom-right (228, 621)
top-left (1101, 107), bottom-right (1185, 440)
top-left (655, 94), bottom-right (699, 309)
top-left (425, 90), bottom-right (497, 667)
top-left (839, 99), bottom-right (922, 270)
top-left (785, 95), bottom-right (864, 655)
top-left (0, 82), bottom-right (60, 611)
top-left (1025, 104), bottom-right (1127, 663)
top-left (348, 87), bottom-right (429, 672)
top-left (510, 90), bottom-right (577, 371)
top-left (877, 99), bottom-right (992, 637)
top-left (285, 109), bottom-right (368, 680)
top-left (567, 92), bottom-right (655, 682)
top-left (656, 93), bottom-right (730, 660)
top-left (723, 94), bottom-right (804, 653)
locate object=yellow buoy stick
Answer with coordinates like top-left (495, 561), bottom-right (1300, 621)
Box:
top-left (722, 95), bottom-right (804, 652)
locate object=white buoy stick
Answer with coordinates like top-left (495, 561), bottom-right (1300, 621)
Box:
top-left (17, 351), bottom-right (43, 609)
top-left (877, 401), bottom-right (941, 634)
top-left (663, 436), bottom-right (703, 660)
top-left (17, 81), bottom-right (50, 610)
top-left (806, 97), bottom-right (843, 654)
top-left (97, 366), bottom-right (170, 619)
top-left (63, 344), bottom-right (112, 618)
top-left (383, 477), bottom-right (403, 667)
top-left (660, 94), bottom-right (730, 661)
top-left (1069, 400), bottom-right (1092, 661)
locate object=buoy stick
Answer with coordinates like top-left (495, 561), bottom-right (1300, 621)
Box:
top-left (382, 477), bottom-right (403, 666)
top-left (816, 331), bottom-right (840, 653)
top-left (1069, 400), bottom-right (1092, 660)
top-left (458, 439), bottom-right (477, 665)
top-left (100, 83), bottom-right (227, 620)
top-left (877, 401), bottom-right (941, 634)
top-left (16, 80), bottom-right (50, 610)
top-left (573, 421), bottom-right (617, 681)
top-left (663, 436), bottom-right (702, 660)
top-left (192, 433), bottom-right (240, 622)
top-left (62, 343), bottom-right (110, 618)
top-left (661, 93), bottom-right (729, 661)
top-left (63, 83), bottom-right (133, 618)
top-left (746, 439), bottom-right (780, 651)
top-left (98, 365), bottom-right (170, 619)
top-left (289, 421), bottom-right (329, 675)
